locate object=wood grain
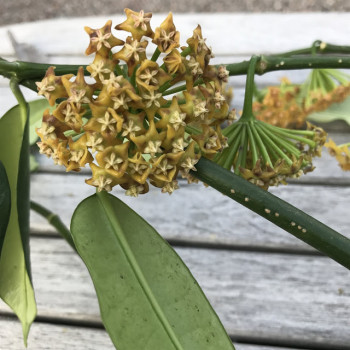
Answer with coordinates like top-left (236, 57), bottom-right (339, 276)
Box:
top-left (1, 13), bottom-right (350, 56)
top-left (29, 172), bottom-right (350, 251)
top-left (1, 237), bottom-right (349, 348)
top-left (0, 318), bottom-right (304, 350)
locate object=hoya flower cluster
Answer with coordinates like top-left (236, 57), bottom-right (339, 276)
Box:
top-left (254, 70), bottom-right (350, 129)
top-left (36, 10), bottom-right (231, 196)
top-left (214, 118), bottom-right (327, 190)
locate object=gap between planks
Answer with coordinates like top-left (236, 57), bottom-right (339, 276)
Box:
top-left (29, 172), bottom-right (350, 252)
top-left (0, 317), bottom-right (309, 350)
top-left (1, 237), bottom-right (349, 349)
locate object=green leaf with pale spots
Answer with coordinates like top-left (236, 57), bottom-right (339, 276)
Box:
top-left (71, 191), bottom-right (235, 350)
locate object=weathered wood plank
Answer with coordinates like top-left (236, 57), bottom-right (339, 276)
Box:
top-left (1, 237), bottom-right (349, 348)
top-left (0, 318), bottom-right (304, 350)
top-left (29, 173), bottom-right (350, 251)
top-left (0, 86), bottom-right (38, 115)
top-left (1, 14), bottom-right (350, 56)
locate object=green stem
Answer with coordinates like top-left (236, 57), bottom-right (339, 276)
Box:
top-left (3, 51), bottom-right (350, 93)
top-left (162, 78), bottom-right (203, 96)
top-left (255, 123), bottom-right (293, 165)
top-left (258, 123), bottom-right (301, 158)
top-left (213, 123), bottom-right (239, 165)
top-left (181, 47), bottom-right (192, 57)
top-left (338, 142), bottom-right (350, 148)
top-left (226, 122), bottom-right (242, 144)
top-left (115, 64), bottom-right (124, 77)
top-left (274, 40), bottom-right (350, 57)
top-left (234, 124), bottom-right (247, 174)
top-left (247, 121), bottom-right (259, 166)
top-left (324, 68), bottom-right (350, 84)
top-left (240, 55), bottom-right (261, 121)
top-left (1, 59), bottom-right (86, 81)
top-left (185, 124), bottom-right (202, 135)
top-left (221, 124), bottom-right (243, 169)
top-left (159, 78), bottom-right (175, 93)
top-left (193, 157), bottom-right (350, 271)
top-left (10, 77), bottom-right (27, 107)
top-left (222, 121), bottom-right (238, 137)
top-left (30, 201), bottom-right (76, 251)
top-left (263, 123), bottom-right (316, 148)
top-left (151, 48), bottom-right (161, 62)
top-left (250, 122), bottom-right (272, 166)
top-left (225, 55), bottom-right (350, 77)
top-left (130, 64), bottom-right (139, 89)
top-left (265, 124), bottom-right (315, 136)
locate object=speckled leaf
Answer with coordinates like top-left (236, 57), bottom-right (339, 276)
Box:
top-left (71, 192), bottom-right (235, 350)
top-left (0, 104), bottom-right (36, 345)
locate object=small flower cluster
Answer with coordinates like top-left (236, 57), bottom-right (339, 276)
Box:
top-left (325, 139), bottom-right (350, 171)
top-left (36, 9), bottom-right (231, 196)
top-left (254, 70), bottom-right (350, 129)
top-left (253, 78), bottom-right (306, 129)
top-left (214, 119), bottom-right (327, 190)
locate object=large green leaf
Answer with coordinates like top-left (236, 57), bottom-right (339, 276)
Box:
top-left (0, 103), bottom-right (36, 345)
top-left (307, 95), bottom-right (350, 125)
top-left (28, 98), bottom-right (52, 145)
top-left (0, 161), bottom-right (11, 255)
top-left (29, 154), bottom-right (39, 172)
top-left (71, 192), bottom-right (235, 350)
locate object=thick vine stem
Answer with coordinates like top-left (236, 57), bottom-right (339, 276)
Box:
top-left (192, 157), bottom-right (350, 271)
top-left (274, 40), bottom-right (350, 57)
top-left (225, 55), bottom-right (350, 77)
top-left (30, 201), bottom-right (76, 251)
top-left (2, 43), bottom-right (350, 93)
top-left (1, 59), bottom-right (87, 81)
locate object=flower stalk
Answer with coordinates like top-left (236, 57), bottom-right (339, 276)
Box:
top-left (215, 53), bottom-right (326, 187)
top-left (240, 55), bottom-right (261, 121)
top-left (30, 201), bottom-right (76, 251)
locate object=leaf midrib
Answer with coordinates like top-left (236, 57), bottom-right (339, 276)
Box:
top-left (96, 191), bottom-right (184, 350)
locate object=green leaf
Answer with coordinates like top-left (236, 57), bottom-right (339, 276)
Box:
top-left (29, 154), bottom-right (39, 172)
top-left (28, 98), bottom-right (52, 145)
top-left (0, 102), bottom-right (37, 345)
top-left (307, 95), bottom-right (350, 125)
top-left (0, 161), bottom-right (11, 256)
top-left (71, 192), bottom-right (235, 350)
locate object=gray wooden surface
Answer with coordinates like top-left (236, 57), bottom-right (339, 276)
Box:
top-left (1, 13), bottom-right (350, 350)
top-left (0, 318), bottom-right (306, 350)
top-left (29, 172), bottom-right (350, 253)
top-left (2, 237), bottom-right (349, 349)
